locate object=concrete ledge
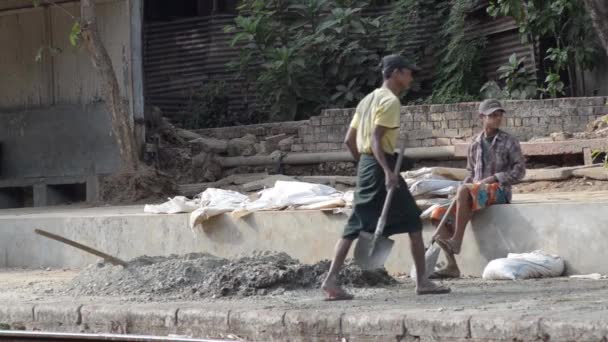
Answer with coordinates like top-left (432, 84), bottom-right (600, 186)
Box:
top-left (0, 301), bottom-right (606, 341)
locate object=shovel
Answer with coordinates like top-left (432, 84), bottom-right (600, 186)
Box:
top-left (354, 143), bottom-right (406, 271)
top-left (410, 197), bottom-right (457, 280)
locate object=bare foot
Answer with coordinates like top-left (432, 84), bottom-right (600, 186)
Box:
top-left (321, 279), bottom-right (354, 301)
top-left (435, 238), bottom-right (462, 255)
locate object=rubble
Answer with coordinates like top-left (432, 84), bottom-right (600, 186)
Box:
top-left (65, 252), bottom-right (396, 299)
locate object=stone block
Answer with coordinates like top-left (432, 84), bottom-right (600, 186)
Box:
top-left (514, 118), bottom-right (523, 127)
top-left (328, 143), bottom-right (341, 151)
top-left (311, 116), bottom-right (321, 126)
top-left (541, 318), bottom-right (608, 341)
top-left (126, 305), bottom-right (178, 336)
top-left (444, 129), bottom-right (460, 137)
top-left (470, 314), bottom-right (540, 340)
top-left (402, 113), bottom-right (415, 122)
top-left (405, 313), bottom-right (471, 339)
top-left (342, 310), bottom-right (405, 341)
top-left (33, 303), bottom-right (81, 332)
top-left (441, 121), bottom-right (449, 129)
top-left (0, 303), bottom-right (34, 330)
top-left (577, 107), bottom-right (595, 116)
top-left (436, 138), bottom-right (451, 146)
top-left (291, 144), bottom-right (304, 152)
top-left (317, 143), bottom-right (330, 151)
top-left (430, 104), bottom-right (446, 113)
top-left (593, 106), bottom-right (608, 115)
top-left (433, 122), bottom-right (443, 129)
top-left (430, 113), bottom-right (444, 121)
top-left (413, 113), bottom-right (428, 122)
top-left (448, 120), bottom-right (459, 129)
top-left (422, 138), bottom-right (436, 147)
top-left (454, 103), bottom-right (473, 112)
top-left (321, 117), bottom-right (334, 125)
top-left (229, 309), bottom-right (286, 341)
top-left (284, 310), bottom-right (342, 339)
top-left (80, 305), bottom-right (128, 334)
top-left (176, 307), bottom-right (230, 339)
top-left (405, 140), bottom-right (423, 148)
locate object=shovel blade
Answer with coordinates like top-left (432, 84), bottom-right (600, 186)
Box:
top-left (354, 232), bottom-right (394, 270)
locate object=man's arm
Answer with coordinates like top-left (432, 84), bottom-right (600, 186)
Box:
top-left (464, 143), bottom-right (475, 184)
top-left (344, 127), bottom-right (360, 162)
top-left (495, 139), bottom-right (526, 185)
top-left (371, 125), bottom-right (398, 189)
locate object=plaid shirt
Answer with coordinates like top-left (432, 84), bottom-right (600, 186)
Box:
top-left (464, 130), bottom-right (526, 201)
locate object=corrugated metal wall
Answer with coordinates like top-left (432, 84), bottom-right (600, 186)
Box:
top-left (142, 2), bottom-right (535, 121)
top-left (0, 0), bottom-right (131, 109)
top-left (143, 14), bottom-right (249, 118)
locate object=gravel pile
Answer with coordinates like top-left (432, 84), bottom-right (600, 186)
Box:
top-left (65, 252), bottom-right (396, 299)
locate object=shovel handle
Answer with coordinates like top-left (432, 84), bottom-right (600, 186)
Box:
top-left (373, 142), bottom-right (406, 241)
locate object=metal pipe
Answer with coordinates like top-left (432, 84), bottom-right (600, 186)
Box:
top-left (218, 146), bottom-right (457, 168)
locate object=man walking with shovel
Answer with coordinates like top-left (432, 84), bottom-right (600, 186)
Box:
top-left (321, 55), bottom-right (451, 300)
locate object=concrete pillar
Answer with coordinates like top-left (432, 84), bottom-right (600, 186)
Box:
top-left (129, 0), bottom-right (145, 154)
top-left (33, 184), bottom-right (47, 207)
top-left (86, 176), bottom-right (99, 203)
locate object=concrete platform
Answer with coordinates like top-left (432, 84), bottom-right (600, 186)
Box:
top-left (0, 192), bottom-right (607, 276)
top-left (1, 275), bottom-right (608, 341)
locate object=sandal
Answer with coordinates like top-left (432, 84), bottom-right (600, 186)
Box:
top-left (416, 282), bottom-right (451, 295)
top-left (429, 266), bottom-right (461, 279)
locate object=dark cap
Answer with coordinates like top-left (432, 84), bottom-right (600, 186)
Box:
top-left (382, 54), bottom-right (421, 73)
top-left (479, 99), bottom-right (506, 115)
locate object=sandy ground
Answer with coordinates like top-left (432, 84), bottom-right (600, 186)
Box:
top-left (2, 267), bottom-right (608, 318)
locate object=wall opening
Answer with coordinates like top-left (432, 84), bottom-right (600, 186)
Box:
top-left (0, 186), bottom-right (34, 209)
top-left (47, 183), bottom-right (87, 206)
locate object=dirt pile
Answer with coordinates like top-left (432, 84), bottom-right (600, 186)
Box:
top-left (100, 167), bottom-right (176, 205)
top-left (65, 252), bottom-right (396, 299)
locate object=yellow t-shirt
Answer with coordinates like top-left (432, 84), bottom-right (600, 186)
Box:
top-left (349, 88), bottom-right (400, 154)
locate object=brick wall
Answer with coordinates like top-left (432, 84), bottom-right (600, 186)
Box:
top-left (194, 121), bottom-right (307, 140)
top-left (197, 97), bottom-right (608, 153)
top-left (293, 97), bottom-right (608, 152)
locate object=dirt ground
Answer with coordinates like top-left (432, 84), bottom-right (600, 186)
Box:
top-left (2, 267), bottom-right (608, 318)
top-left (513, 178), bottom-right (608, 193)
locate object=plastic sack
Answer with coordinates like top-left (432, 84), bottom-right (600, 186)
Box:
top-left (190, 189), bottom-right (250, 231)
top-left (409, 179), bottom-right (461, 197)
top-left (247, 181), bottom-right (340, 210)
top-left (410, 243), bottom-right (442, 281)
top-left (482, 251), bottom-right (565, 280)
top-left (144, 196), bottom-right (199, 214)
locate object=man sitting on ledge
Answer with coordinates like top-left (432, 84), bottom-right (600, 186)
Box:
top-left (431, 99), bottom-right (527, 278)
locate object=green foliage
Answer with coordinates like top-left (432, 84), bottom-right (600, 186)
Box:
top-left (226, 0), bottom-right (383, 121)
top-left (591, 150), bottom-right (608, 168)
top-left (178, 81), bottom-right (231, 129)
top-left (487, 0), bottom-right (601, 98)
top-left (481, 53), bottom-right (537, 100)
top-left (430, 0), bottom-right (486, 104)
top-left (69, 22), bottom-right (81, 47)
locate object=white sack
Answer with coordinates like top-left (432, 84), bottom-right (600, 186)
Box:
top-left (144, 196), bottom-right (199, 214)
top-left (482, 251), bottom-right (565, 280)
top-left (409, 179), bottom-right (461, 197)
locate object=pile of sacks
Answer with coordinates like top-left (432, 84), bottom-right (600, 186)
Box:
top-left (145, 180), bottom-right (354, 231)
top-left (401, 167), bottom-right (465, 221)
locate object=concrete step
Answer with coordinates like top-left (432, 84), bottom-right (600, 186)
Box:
top-left (0, 192), bottom-right (607, 276)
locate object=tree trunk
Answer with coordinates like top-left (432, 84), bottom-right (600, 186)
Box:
top-left (80, 0), bottom-right (139, 171)
top-left (584, 0), bottom-right (608, 56)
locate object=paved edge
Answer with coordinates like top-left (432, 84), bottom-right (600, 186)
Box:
top-left (0, 302), bottom-right (607, 341)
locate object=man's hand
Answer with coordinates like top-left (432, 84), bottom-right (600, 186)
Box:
top-left (480, 176), bottom-right (498, 184)
top-left (385, 170), bottom-right (400, 190)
